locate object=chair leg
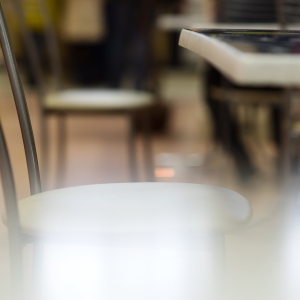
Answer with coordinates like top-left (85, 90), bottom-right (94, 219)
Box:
top-left (56, 113), bottom-right (67, 188)
top-left (142, 110), bottom-right (154, 181)
top-left (40, 112), bottom-right (49, 190)
top-left (9, 237), bottom-right (23, 300)
top-left (128, 112), bottom-right (138, 182)
top-left (281, 89), bottom-right (292, 179)
top-left (210, 234), bottom-right (227, 300)
top-left (30, 242), bottom-right (44, 300)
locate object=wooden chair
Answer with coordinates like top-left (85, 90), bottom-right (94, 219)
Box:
top-left (12, 0), bottom-right (155, 186)
top-left (0, 3), bottom-right (252, 299)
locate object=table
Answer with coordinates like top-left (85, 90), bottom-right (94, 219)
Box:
top-left (179, 29), bottom-right (300, 176)
top-left (179, 29), bottom-right (300, 86)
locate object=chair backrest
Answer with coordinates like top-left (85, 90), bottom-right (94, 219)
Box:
top-left (12, 0), bottom-right (64, 91)
top-left (0, 1), bottom-right (41, 198)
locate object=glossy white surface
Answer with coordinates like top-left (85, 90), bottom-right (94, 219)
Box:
top-left (39, 242), bottom-right (220, 300)
top-left (179, 29), bottom-right (300, 87)
top-left (44, 89), bottom-right (153, 110)
top-left (18, 183), bottom-right (251, 238)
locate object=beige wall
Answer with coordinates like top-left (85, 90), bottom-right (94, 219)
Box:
top-left (201, 0), bottom-right (216, 22)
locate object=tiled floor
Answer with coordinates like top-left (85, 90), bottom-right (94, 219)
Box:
top-left (0, 67), bottom-right (296, 299)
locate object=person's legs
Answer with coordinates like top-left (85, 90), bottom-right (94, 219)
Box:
top-left (271, 105), bottom-right (281, 147)
top-left (66, 43), bottom-right (103, 85)
top-left (105, 2), bottom-right (131, 88)
top-left (131, 29), bottom-right (151, 90)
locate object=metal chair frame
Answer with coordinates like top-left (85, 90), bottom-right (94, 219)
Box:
top-left (0, 3), bottom-right (253, 300)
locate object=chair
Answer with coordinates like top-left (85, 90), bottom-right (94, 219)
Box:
top-left (12, 0), bottom-right (155, 187)
top-left (0, 3), bottom-right (252, 299)
top-left (220, 0), bottom-right (278, 23)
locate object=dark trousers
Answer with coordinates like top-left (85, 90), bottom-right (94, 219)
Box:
top-left (105, 2), bottom-right (152, 90)
top-left (65, 42), bottom-right (107, 86)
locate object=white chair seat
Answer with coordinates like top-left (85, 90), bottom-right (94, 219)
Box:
top-left (18, 183), bottom-right (252, 239)
top-left (44, 89), bottom-right (153, 111)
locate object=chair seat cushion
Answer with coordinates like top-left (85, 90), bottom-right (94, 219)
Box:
top-left (44, 89), bottom-right (153, 111)
top-left (19, 183), bottom-right (251, 239)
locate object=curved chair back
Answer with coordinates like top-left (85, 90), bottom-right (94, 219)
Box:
top-left (11, 0), bottom-right (63, 91)
top-left (35, 0), bottom-right (64, 89)
top-left (0, 2), bottom-right (41, 195)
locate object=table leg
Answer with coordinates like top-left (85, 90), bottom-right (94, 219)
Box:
top-left (143, 110), bottom-right (154, 182)
top-left (56, 113), bottom-right (67, 188)
top-left (128, 112), bottom-right (138, 182)
top-left (280, 89), bottom-right (292, 180)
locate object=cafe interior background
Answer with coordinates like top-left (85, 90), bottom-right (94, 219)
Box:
top-left (1, 0), bottom-right (300, 299)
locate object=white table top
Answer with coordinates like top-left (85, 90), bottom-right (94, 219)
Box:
top-left (179, 28), bottom-right (300, 87)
